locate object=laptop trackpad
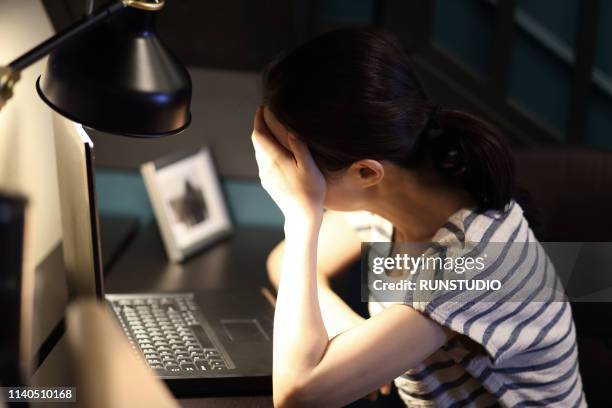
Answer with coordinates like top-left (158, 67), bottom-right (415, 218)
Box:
top-left (222, 319), bottom-right (270, 342)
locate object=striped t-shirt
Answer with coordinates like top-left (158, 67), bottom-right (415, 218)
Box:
top-left (345, 201), bottom-right (586, 407)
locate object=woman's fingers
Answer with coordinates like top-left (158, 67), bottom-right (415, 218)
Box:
top-left (380, 383), bottom-right (392, 395)
top-left (253, 106), bottom-right (267, 134)
top-left (287, 133), bottom-right (316, 170)
top-left (252, 107), bottom-right (290, 163)
top-left (364, 383), bottom-right (392, 401)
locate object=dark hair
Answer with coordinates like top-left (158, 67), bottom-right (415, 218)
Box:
top-left (262, 28), bottom-right (515, 212)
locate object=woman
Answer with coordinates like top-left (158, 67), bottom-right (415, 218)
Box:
top-left (253, 28), bottom-right (584, 407)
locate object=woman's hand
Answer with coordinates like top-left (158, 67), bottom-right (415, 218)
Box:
top-left (251, 106), bottom-right (326, 224)
top-left (365, 383), bottom-right (392, 401)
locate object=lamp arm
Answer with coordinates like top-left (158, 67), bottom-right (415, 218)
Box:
top-left (0, 0), bottom-right (165, 111)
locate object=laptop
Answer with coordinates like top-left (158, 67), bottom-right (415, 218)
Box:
top-left (51, 113), bottom-right (273, 396)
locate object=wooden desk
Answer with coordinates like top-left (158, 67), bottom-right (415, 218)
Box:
top-left (32, 220), bottom-right (283, 407)
top-left (104, 223), bottom-right (281, 294)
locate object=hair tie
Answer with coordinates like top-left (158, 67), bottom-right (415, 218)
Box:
top-left (424, 106), bottom-right (468, 177)
top-left (425, 105), bottom-right (444, 140)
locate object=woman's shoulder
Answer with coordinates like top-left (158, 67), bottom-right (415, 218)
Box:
top-left (342, 200), bottom-right (534, 244)
top-left (434, 200), bottom-right (533, 245)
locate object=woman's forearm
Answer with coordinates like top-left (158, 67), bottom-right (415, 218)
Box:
top-left (268, 242), bottom-right (364, 340)
top-left (273, 217), bottom-right (328, 398)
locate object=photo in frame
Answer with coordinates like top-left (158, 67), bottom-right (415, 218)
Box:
top-left (141, 147), bottom-right (232, 262)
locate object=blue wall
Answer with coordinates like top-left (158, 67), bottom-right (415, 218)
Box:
top-left (96, 169), bottom-right (283, 229)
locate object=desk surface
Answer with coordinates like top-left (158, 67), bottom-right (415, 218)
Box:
top-left (32, 221), bottom-right (283, 407)
top-left (105, 223), bottom-right (282, 293)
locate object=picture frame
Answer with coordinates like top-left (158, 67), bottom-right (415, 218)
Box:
top-left (141, 147), bottom-right (232, 262)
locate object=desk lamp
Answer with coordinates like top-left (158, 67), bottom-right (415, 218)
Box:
top-left (0, 0), bottom-right (191, 135)
top-left (0, 0), bottom-right (192, 298)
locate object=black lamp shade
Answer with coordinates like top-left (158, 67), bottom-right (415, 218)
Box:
top-left (36, 8), bottom-right (191, 137)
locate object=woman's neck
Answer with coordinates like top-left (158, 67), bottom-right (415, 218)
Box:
top-left (366, 166), bottom-right (474, 242)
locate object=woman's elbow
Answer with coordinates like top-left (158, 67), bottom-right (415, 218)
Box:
top-left (274, 375), bottom-right (329, 408)
top-left (273, 387), bottom-right (301, 408)
top-left (273, 381), bottom-right (312, 408)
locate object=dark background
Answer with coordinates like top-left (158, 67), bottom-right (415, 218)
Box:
top-left (41, 0), bottom-right (612, 178)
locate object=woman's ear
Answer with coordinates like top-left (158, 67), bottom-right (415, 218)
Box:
top-left (348, 159), bottom-right (385, 188)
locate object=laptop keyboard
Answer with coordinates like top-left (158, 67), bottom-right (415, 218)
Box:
top-left (109, 295), bottom-right (230, 375)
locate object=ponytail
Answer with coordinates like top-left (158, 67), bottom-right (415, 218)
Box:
top-left (421, 108), bottom-right (515, 212)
